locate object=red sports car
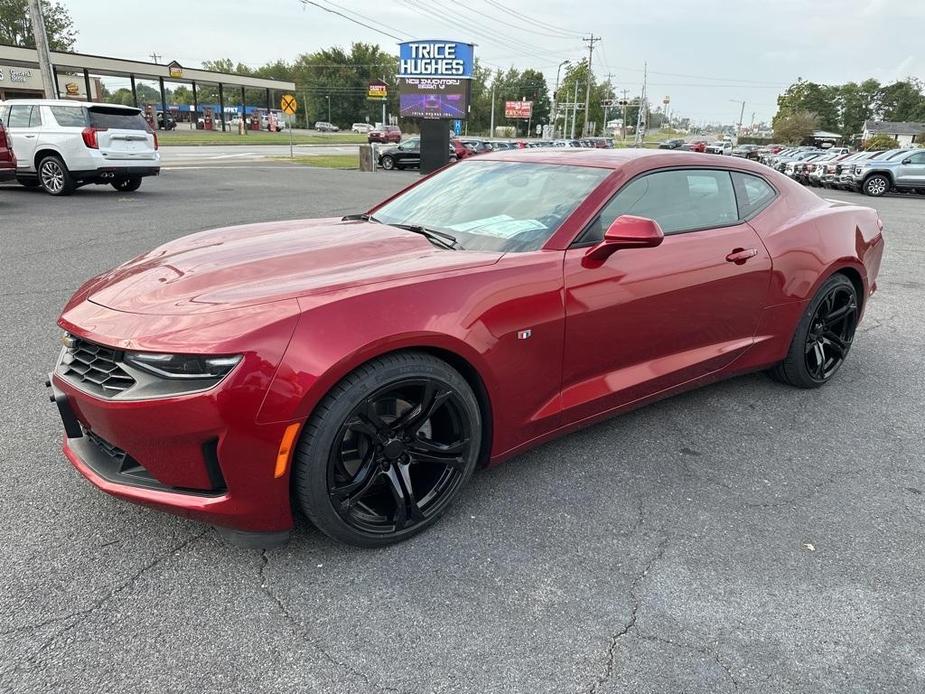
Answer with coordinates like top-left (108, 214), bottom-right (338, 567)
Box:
top-left (50, 149), bottom-right (885, 548)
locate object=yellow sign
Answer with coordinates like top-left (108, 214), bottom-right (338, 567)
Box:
top-left (167, 61), bottom-right (183, 79)
top-left (367, 81), bottom-right (388, 101)
top-left (64, 82), bottom-right (79, 96)
top-left (280, 94), bottom-right (298, 115)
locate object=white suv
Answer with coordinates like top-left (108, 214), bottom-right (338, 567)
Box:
top-left (0, 99), bottom-right (160, 196)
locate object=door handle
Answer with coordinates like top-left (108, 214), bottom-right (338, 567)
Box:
top-left (23, 134), bottom-right (36, 139)
top-left (726, 248), bottom-right (759, 264)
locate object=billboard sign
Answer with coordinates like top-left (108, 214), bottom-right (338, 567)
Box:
top-left (399, 77), bottom-right (468, 120)
top-left (398, 41), bottom-right (474, 79)
top-left (505, 100), bottom-right (533, 119)
top-left (368, 80), bottom-right (388, 101)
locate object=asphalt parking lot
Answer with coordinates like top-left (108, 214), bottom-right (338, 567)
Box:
top-left (1, 167), bottom-right (922, 693)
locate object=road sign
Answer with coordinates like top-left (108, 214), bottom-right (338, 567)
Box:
top-left (453, 119), bottom-right (462, 135)
top-left (280, 94), bottom-right (298, 115)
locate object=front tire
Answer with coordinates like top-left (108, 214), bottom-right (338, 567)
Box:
top-left (112, 177), bottom-right (142, 192)
top-left (380, 155), bottom-right (395, 170)
top-left (863, 174), bottom-right (889, 197)
top-left (293, 352), bottom-right (482, 547)
top-left (768, 274), bottom-right (859, 388)
top-left (38, 155), bottom-right (75, 196)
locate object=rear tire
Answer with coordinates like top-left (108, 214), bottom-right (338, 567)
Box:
top-left (112, 177), bottom-right (142, 192)
top-left (863, 174), bottom-right (889, 197)
top-left (38, 155), bottom-right (75, 196)
top-left (293, 351), bottom-right (481, 547)
top-left (768, 274), bottom-right (859, 389)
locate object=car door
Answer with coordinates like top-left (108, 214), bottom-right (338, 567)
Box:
top-left (560, 168), bottom-right (772, 423)
top-left (894, 151), bottom-right (925, 187)
top-left (398, 138), bottom-right (420, 167)
top-left (5, 103), bottom-right (41, 173)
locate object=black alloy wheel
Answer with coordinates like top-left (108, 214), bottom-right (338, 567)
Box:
top-left (803, 284), bottom-right (858, 382)
top-left (769, 274), bottom-right (859, 388)
top-left (293, 352), bottom-right (481, 546)
top-left (380, 155), bottom-right (395, 170)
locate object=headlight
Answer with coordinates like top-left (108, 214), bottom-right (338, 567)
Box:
top-left (123, 352), bottom-right (242, 380)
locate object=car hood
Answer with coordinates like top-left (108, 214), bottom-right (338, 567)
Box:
top-left (85, 218), bottom-right (503, 315)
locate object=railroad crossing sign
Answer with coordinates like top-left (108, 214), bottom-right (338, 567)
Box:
top-left (280, 94), bottom-right (298, 115)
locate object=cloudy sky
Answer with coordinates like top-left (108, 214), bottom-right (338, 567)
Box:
top-left (64, 0), bottom-right (923, 124)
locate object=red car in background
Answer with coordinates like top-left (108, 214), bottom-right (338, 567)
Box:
top-left (682, 140), bottom-right (707, 153)
top-left (450, 138), bottom-right (471, 159)
top-left (50, 149), bottom-right (884, 548)
top-left (0, 118), bottom-right (16, 181)
top-left (368, 125), bottom-right (401, 143)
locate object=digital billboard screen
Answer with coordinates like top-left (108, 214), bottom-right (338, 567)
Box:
top-left (398, 77), bottom-right (469, 120)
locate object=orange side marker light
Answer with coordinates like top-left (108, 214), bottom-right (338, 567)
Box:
top-left (274, 422), bottom-right (302, 478)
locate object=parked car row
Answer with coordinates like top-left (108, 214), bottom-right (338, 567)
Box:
top-left (761, 144), bottom-right (925, 196)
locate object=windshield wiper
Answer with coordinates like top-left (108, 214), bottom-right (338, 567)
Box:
top-left (341, 212), bottom-right (380, 222)
top-left (388, 223), bottom-right (460, 250)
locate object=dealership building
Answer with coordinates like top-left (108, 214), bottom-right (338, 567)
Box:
top-left (0, 44), bottom-right (295, 130)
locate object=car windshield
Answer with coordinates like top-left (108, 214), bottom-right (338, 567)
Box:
top-left (372, 160), bottom-right (611, 252)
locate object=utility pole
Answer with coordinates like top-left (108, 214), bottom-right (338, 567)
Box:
top-left (149, 51), bottom-right (162, 64)
top-left (634, 62), bottom-right (647, 147)
top-left (729, 99), bottom-right (746, 143)
top-left (621, 88), bottom-right (629, 141)
top-left (27, 0), bottom-right (56, 99)
top-left (489, 82), bottom-right (496, 137)
top-left (570, 80), bottom-right (579, 139)
top-left (581, 34), bottom-right (600, 136)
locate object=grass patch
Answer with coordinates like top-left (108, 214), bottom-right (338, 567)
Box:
top-left (158, 130), bottom-right (367, 146)
top-left (273, 154), bottom-right (359, 169)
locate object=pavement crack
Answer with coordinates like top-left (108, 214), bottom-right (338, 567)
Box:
top-left (636, 632), bottom-right (740, 692)
top-left (589, 536), bottom-right (669, 693)
top-left (7, 529), bottom-right (208, 675)
top-left (257, 550), bottom-right (404, 694)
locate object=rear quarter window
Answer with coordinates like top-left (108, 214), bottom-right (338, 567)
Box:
top-left (732, 172), bottom-right (777, 218)
top-left (49, 106), bottom-right (87, 127)
top-left (88, 107), bottom-right (149, 130)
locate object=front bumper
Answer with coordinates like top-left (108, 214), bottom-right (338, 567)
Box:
top-left (51, 368), bottom-right (297, 532)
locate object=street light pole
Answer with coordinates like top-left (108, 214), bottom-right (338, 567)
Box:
top-left (552, 60), bottom-right (569, 138)
top-left (326, 95), bottom-right (331, 123)
top-left (489, 82), bottom-right (496, 137)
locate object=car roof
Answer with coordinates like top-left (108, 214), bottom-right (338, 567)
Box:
top-left (0, 98), bottom-right (139, 111)
top-left (472, 147), bottom-right (775, 174)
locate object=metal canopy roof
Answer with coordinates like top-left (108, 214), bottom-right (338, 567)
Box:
top-left (0, 44), bottom-right (294, 90)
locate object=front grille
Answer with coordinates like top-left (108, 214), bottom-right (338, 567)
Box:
top-left (61, 337), bottom-right (136, 397)
top-left (86, 429), bottom-right (128, 465)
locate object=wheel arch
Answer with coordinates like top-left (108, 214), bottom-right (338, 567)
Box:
top-left (278, 338), bottom-right (496, 466)
top-left (863, 169), bottom-right (894, 184)
top-left (33, 146), bottom-right (65, 170)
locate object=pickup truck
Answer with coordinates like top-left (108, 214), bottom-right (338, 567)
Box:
top-left (851, 148), bottom-right (925, 196)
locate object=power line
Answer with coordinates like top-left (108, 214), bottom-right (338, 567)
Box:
top-left (320, 0), bottom-right (415, 40)
top-left (300, 0), bottom-right (405, 41)
top-left (481, 0), bottom-right (584, 37)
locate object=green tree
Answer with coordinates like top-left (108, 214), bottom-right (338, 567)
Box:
top-left (877, 78), bottom-right (925, 121)
top-left (863, 133), bottom-right (898, 150)
top-left (773, 110), bottom-right (819, 144)
top-left (0, 0), bottom-right (76, 50)
top-left (774, 79), bottom-right (839, 132)
top-left (838, 79), bottom-right (880, 137)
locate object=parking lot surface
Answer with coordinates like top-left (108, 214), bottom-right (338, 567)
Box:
top-left (1, 168), bottom-right (922, 693)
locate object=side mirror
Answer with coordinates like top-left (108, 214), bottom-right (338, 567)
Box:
top-left (901, 157), bottom-right (912, 164)
top-left (584, 215), bottom-right (664, 265)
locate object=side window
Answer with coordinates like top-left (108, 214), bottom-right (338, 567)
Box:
top-left (732, 172), bottom-right (777, 218)
top-left (906, 152), bottom-right (925, 164)
top-left (28, 105), bottom-right (43, 128)
top-left (49, 106), bottom-right (87, 127)
top-left (6, 104), bottom-right (32, 128)
top-left (583, 169), bottom-right (738, 243)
